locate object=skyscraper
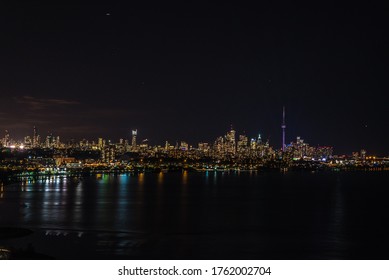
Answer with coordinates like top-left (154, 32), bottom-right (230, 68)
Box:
top-left (32, 126), bottom-right (39, 148)
top-left (225, 127), bottom-right (236, 155)
top-left (131, 129), bottom-right (137, 149)
top-left (98, 138), bottom-right (104, 150)
top-left (237, 134), bottom-right (248, 154)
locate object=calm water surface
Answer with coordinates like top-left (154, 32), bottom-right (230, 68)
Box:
top-left (1, 171), bottom-right (389, 259)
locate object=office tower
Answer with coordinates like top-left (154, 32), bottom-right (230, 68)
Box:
top-left (24, 136), bottom-right (32, 149)
top-left (32, 126), bottom-right (40, 148)
top-left (225, 126), bottom-right (236, 155)
top-left (256, 133), bottom-right (262, 145)
top-left (98, 138), bottom-right (104, 150)
top-left (237, 134), bottom-right (248, 154)
top-left (250, 138), bottom-right (256, 150)
top-left (180, 141), bottom-right (189, 151)
top-left (132, 129), bottom-right (137, 148)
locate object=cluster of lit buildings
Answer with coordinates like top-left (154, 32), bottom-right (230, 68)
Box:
top-left (0, 126), bottom-right (329, 159)
top-left (0, 125), bottom-right (388, 174)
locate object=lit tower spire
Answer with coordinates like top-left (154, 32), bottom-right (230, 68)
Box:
top-left (281, 106), bottom-right (286, 152)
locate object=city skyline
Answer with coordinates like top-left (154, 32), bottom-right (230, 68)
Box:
top-left (0, 3), bottom-right (388, 155)
top-left (0, 104), bottom-right (387, 156)
top-left (0, 122), bottom-right (380, 158)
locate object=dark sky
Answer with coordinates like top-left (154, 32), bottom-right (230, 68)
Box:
top-left (0, 3), bottom-right (388, 155)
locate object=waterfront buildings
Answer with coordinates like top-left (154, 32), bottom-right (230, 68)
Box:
top-left (1, 125), bottom-right (388, 176)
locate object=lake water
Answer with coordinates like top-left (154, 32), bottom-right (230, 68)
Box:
top-left (1, 171), bottom-right (389, 259)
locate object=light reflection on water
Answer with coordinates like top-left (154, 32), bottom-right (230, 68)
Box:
top-left (1, 172), bottom-right (389, 259)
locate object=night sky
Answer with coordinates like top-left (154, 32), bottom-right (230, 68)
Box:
top-left (1, 3), bottom-right (388, 155)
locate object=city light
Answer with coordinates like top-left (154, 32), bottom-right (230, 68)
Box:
top-left (0, 124), bottom-right (387, 176)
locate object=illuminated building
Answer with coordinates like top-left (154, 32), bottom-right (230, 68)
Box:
top-left (46, 136), bottom-right (62, 149)
top-left (256, 133), bottom-right (262, 145)
top-left (198, 142), bottom-right (209, 152)
top-left (165, 141), bottom-right (169, 151)
top-left (24, 136), bottom-right (32, 149)
top-left (139, 141), bottom-right (148, 150)
top-left (250, 138), bottom-right (256, 150)
top-left (101, 145), bottom-right (116, 163)
top-left (237, 134), bottom-right (248, 154)
top-left (0, 120), bottom-right (343, 169)
top-left (79, 139), bottom-right (91, 150)
top-left (132, 129), bottom-right (137, 149)
top-left (2, 130), bottom-right (10, 147)
top-left (225, 127), bottom-right (236, 155)
top-left (314, 146), bottom-right (333, 160)
top-left (56, 136), bottom-right (62, 148)
top-left (180, 141), bottom-right (189, 151)
top-left (98, 138), bottom-right (105, 150)
top-left (32, 126), bottom-right (40, 148)
top-left (214, 136), bottom-right (224, 155)
top-left (361, 149), bottom-right (367, 161)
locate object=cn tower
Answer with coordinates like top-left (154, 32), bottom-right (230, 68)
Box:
top-left (281, 106), bottom-right (286, 152)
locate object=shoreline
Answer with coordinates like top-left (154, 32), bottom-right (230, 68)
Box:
top-left (1, 166), bottom-right (389, 183)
